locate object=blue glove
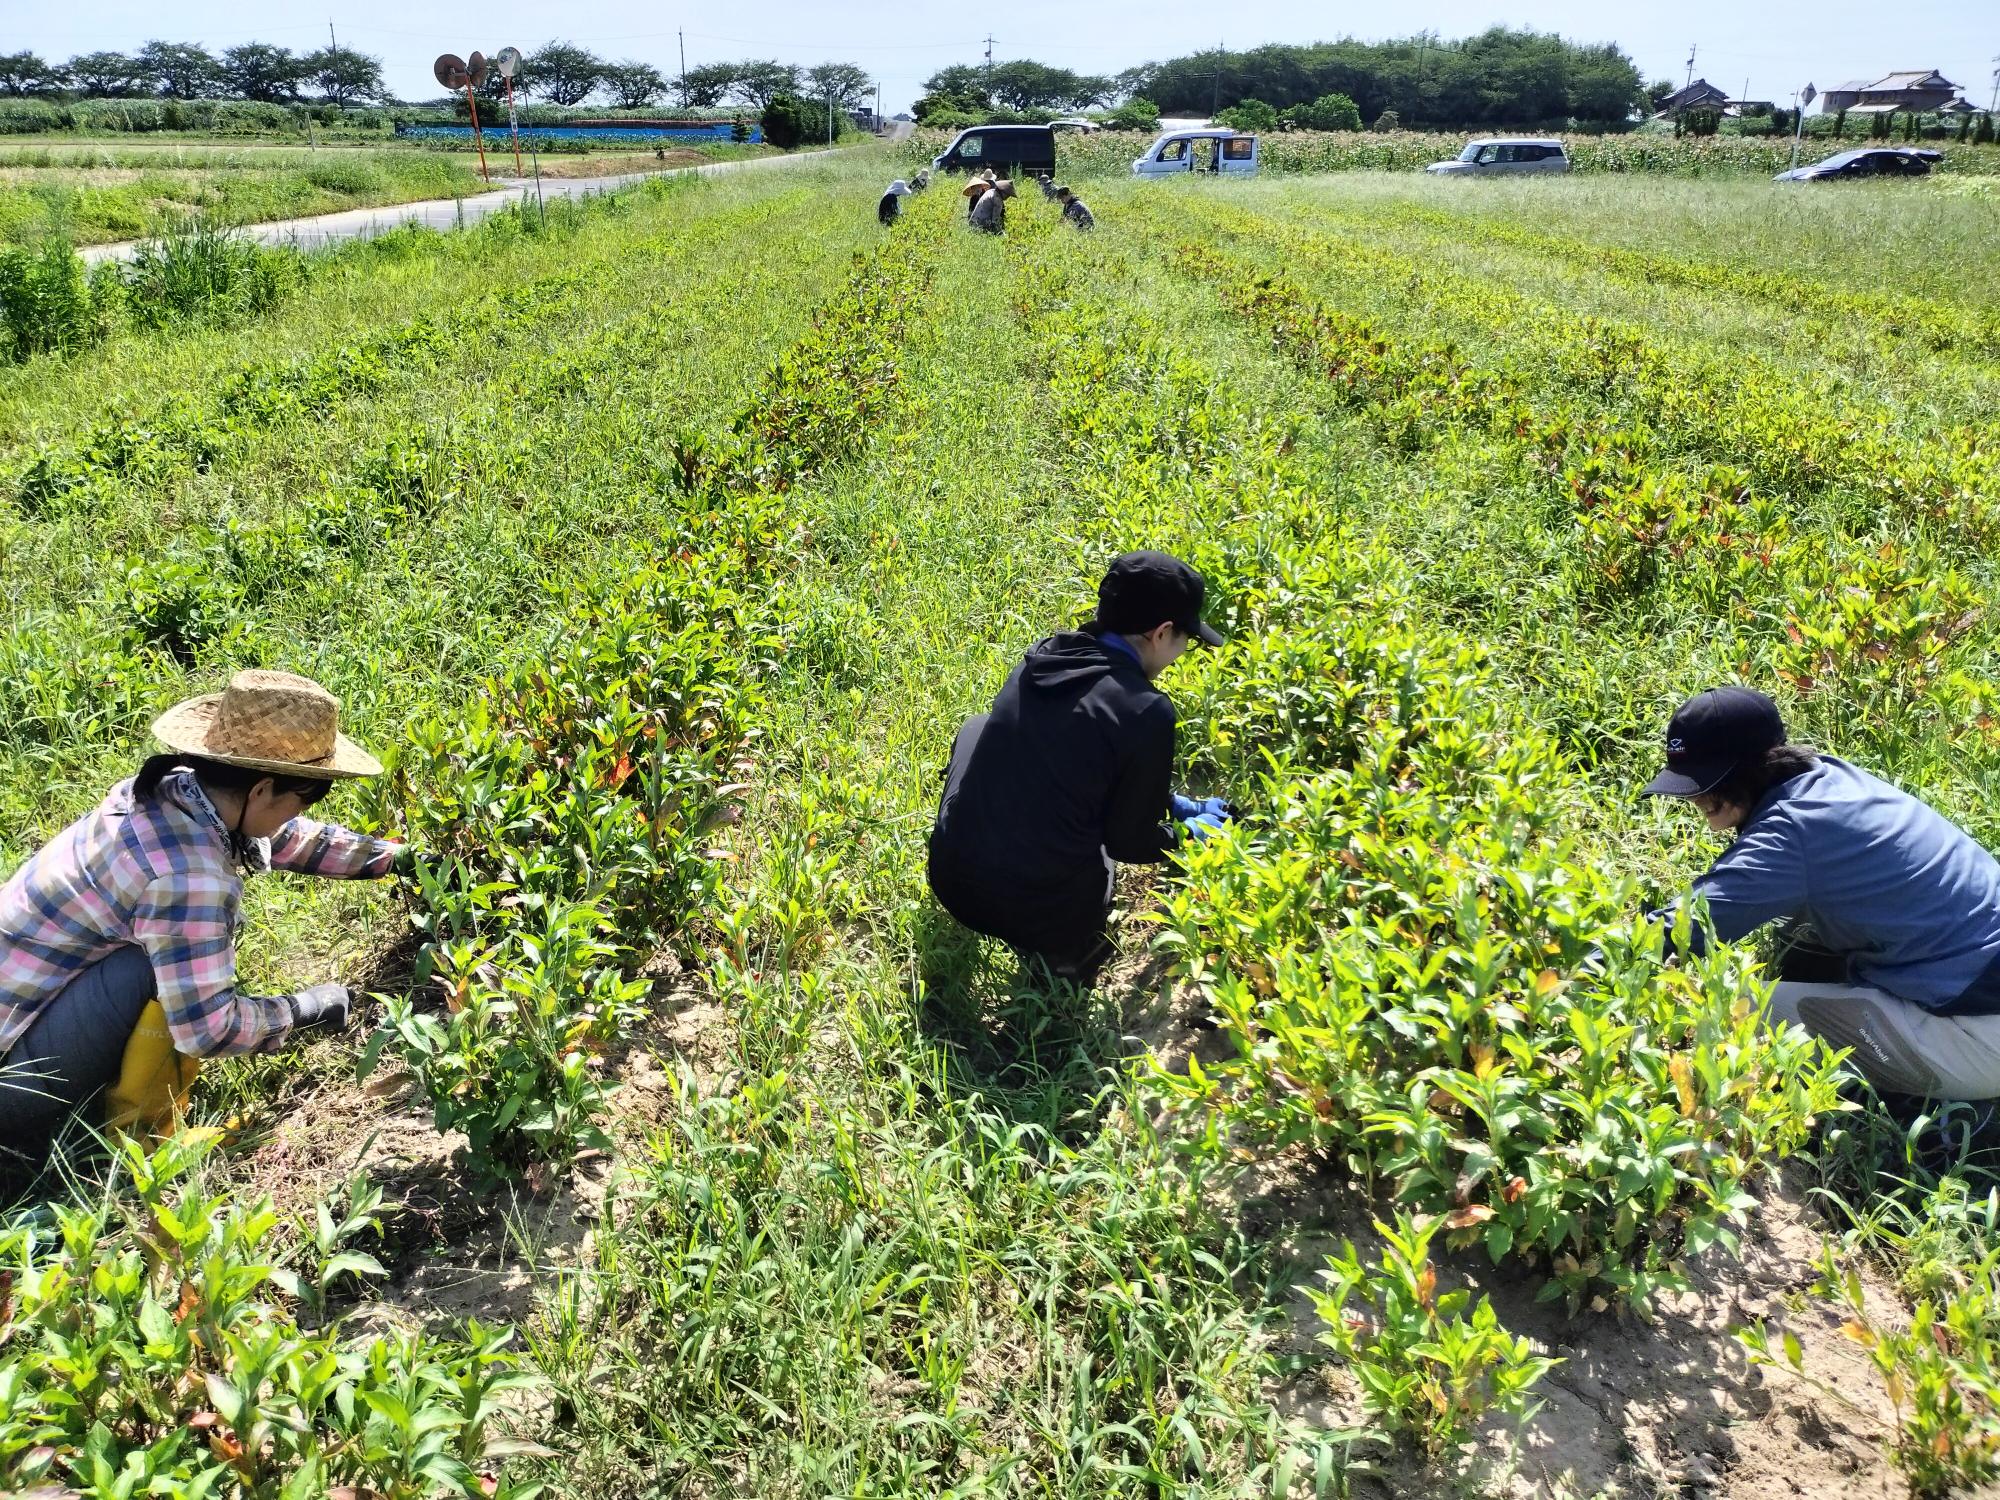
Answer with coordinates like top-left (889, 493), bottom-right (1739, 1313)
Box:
top-left (1170, 793), bottom-right (1234, 821)
top-left (1180, 811), bottom-right (1228, 842)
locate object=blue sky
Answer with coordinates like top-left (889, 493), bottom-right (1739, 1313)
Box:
top-left (11, 0), bottom-right (1996, 115)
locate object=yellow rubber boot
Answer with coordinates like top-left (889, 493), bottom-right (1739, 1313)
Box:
top-left (103, 1002), bottom-right (201, 1143)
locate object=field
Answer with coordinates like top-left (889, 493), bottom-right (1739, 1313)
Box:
top-left (904, 126), bottom-right (2000, 180)
top-left (0, 135), bottom-right (775, 248)
top-left (0, 143), bottom-right (490, 247)
top-left (4, 154), bottom-right (2000, 1497)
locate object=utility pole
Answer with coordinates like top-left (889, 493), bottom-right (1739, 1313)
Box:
top-left (1990, 54), bottom-right (1998, 114)
top-left (1685, 44), bottom-right (1697, 89)
top-left (1212, 39), bottom-right (1223, 119)
top-left (983, 33), bottom-right (995, 86)
top-left (678, 31), bottom-right (686, 105)
top-left (328, 19), bottom-right (338, 52)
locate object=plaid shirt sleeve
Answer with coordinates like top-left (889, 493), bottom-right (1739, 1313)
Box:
top-left (267, 817), bottom-right (399, 879)
top-left (130, 870), bottom-right (294, 1057)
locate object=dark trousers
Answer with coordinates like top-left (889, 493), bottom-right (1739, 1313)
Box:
top-left (0, 946), bottom-right (156, 1157)
top-left (928, 846), bottom-right (1115, 982)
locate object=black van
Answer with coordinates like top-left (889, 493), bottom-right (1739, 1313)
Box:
top-left (931, 124), bottom-right (1057, 177)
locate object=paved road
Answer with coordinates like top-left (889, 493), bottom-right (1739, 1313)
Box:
top-left (78, 145), bottom-right (850, 265)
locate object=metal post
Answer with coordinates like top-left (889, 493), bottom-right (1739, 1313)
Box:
top-left (828, 86), bottom-right (834, 145)
top-left (464, 82), bottom-right (490, 182)
top-left (1791, 81), bottom-right (1817, 172)
top-left (505, 74), bottom-right (523, 176)
top-left (531, 140), bottom-right (545, 226)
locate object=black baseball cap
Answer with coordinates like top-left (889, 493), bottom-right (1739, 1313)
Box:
top-left (1096, 551), bottom-right (1225, 647)
top-left (1643, 686), bottom-right (1785, 797)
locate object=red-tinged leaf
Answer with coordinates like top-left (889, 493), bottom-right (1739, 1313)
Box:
top-left (1502, 1176), bottom-right (1528, 1204)
top-left (1444, 1205), bottom-right (1494, 1230)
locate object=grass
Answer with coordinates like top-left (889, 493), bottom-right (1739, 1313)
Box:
top-left (5, 156), bottom-right (2000, 1494)
top-left (0, 145), bottom-right (484, 246)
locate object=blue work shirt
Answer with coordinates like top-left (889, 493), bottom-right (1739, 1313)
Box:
top-left (1678, 756), bottom-right (2000, 1014)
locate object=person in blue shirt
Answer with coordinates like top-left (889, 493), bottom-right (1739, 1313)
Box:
top-left (1646, 686), bottom-right (2000, 1101)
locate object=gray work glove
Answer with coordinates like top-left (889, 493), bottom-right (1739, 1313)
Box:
top-left (289, 982), bottom-right (353, 1035)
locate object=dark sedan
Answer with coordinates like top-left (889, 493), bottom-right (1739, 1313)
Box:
top-left (1774, 147), bottom-right (1940, 182)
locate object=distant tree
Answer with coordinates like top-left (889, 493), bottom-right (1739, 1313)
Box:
top-left (1976, 112), bottom-right (1995, 146)
top-left (1684, 107), bottom-right (1721, 137)
top-left (66, 51), bottom-right (145, 97)
top-left (1370, 106), bottom-right (1401, 131)
top-left (301, 45), bottom-right (384, 107)
top-left (1216, 98), bottom-right (1279, 131)
top-left (0, 52), bottom-right (67, 96)
top-left (602, 60), bottom-right (667, 109)
top-left (984, 60), bottom-right (1109, 111)
top-left (1112, 65), bottom-right (1155, 103)
top-left (1645, 78), bottom-right (1675, 111)
top-left (729, 61), bottom-right (802, 111)
top-left (912, 91), bottom-right (989, 125)
top-left (760, 91), bottom-right (812, 148)
top-left (731, 114), bottom-right (750, 142)
top-left (1565, 42), bottom-right (1645, 124)
top-left (804, 62), bottom-right (873, 112)
top-left (221, 43), bottom-right (306, 104)
top-left (1105, 96), bottom-right (1160, 131)
top-left (677, 61), bottom-right (739, 110)
top-left (922, 64), bottom-right (990, 103)
top-left (137, 40), bottom-right (223, 100)
top-left (525, 41), bottom-right (606, 107)
top-left (1285, 91), bottom-right (1362, 131)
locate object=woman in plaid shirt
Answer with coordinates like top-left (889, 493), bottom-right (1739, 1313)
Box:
top-left (0, 670), bottom-right (412, 1166)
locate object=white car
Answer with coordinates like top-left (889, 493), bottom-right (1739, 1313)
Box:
top-left (1049, 117), bottom-right (1102, 133)
top-left (1132, 129), bottom-right (1259, 176)
top-left (1425, 138), bottom-right (1570, 175)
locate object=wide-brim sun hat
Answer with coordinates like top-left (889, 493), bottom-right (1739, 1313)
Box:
top-left (153, 669), bottom-right (382, 780)
top-left (888, 179), bottom-right (911, 195)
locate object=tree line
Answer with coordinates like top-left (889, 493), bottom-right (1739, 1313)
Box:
top-left (1133, 32), bottom-right (1645, 128)
top-left (0, 42), bottom-right (877, 115)
top-left (915, 30), bottom-right (1648, 130)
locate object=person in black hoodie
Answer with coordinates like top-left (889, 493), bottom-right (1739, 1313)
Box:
top-left (928, 552), bottom-right (1228, 983)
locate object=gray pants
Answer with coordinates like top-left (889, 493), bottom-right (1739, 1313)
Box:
top-left (1769, 980), bottom-right (2000, 1100)
top-left (0, 945), bottom-right (156, 1155)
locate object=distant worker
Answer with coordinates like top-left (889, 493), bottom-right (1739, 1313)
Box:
top-left (1646, 686), bottom-right (2000, 1102)
top-left (0, 671), bottom-right (417, 1169)
top-left (1037, 173), bottom-right (1060, 200)
top-left (879, 178), bottom-right (911, 226)
top-left (1056, 186), bottom-right (1096, 229)
top-left (970, 179), bottom-right (1007, 235)
top-left (911, 168), bottom-right (932, 192)
top-left (928, 552), bottom-right (1229, 984)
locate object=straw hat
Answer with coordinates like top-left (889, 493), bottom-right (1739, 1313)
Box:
top-left (152, 669), bottom-right (382, 780)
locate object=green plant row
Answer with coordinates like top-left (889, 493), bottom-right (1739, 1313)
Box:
top-left (1007, 218), bottom-right (1848, 1324)
top-left (355, 229), bottom-right (945, 1175)
top-left (0, 1131), bottom-right (543, 1498)
top-left (1131, 207), bottom-right (1991, 742)
top-left (1346, 198), bottom-right (2000, 359)
top-left (1157, 198), bottom-right (1997, 550)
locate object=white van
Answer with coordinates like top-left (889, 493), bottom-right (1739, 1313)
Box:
top-left (1425, 138), bottom-right (1570, 175)
top-left (1132, 129), bottom-right (1259, 176)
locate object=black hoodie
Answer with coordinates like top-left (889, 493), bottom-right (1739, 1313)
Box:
top-left (931, 629), bottom-right (1177, 898)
